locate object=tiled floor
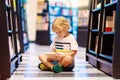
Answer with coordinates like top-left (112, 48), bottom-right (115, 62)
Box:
top-left (9, 43), bottom-right (117, 80)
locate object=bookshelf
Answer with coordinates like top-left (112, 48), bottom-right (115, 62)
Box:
top-left (77, 0), bottom-right (90, 47)
top-left (6, 0), bottom-right (20, 74)
top-left (35, 0), bottom-right (50, 45)
top-left (0, 0), bottom-right (10, 79)
top-left (0, 0), bottom-right (29, 79)
top-left (86, 0), bottom-right (120, 79)
top-left (18, 0), bottom-right (29, 52)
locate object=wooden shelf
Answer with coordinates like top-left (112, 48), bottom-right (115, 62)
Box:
top-left (77, 26), bottom-right (88, 47)
top-left (102, 32), bottom-right (115, 35)
top-left (99, 53), bottom-right (112, 61)
top-left (8, 30), bottom-right (13, 36)
top-left (92, 8), bottom-right (101, 13)
top-left (36, 0), bottom-right (50, 45)
top-left (86, 53), bottom-right (97, 67)
top-left (86, 0), bottom-right (120, 79)
top-left (37, 13), bottom-right (47, 16)
top-left (88, 50), bottom-right (97, 56)
top-left (0, 0), bottom-right (29, 79)
top-left (97, 58), bottom-right (112, 76)
top-left (105, 1), bottom-right (117, 8)
top-left (91, 29), bottom-right (99, 33)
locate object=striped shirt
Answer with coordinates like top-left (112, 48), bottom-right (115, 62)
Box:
top-left (50, 34), bottom-right (78, 54)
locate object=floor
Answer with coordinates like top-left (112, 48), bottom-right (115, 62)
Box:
top-left (9, 43), bottom-right (118, 80)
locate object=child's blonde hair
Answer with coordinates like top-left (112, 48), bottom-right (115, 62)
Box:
top-left (52, 16), bottom-right (70, 32)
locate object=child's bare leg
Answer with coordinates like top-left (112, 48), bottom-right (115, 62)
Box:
top-left (39, 53), bottom-right (63, 73)
top-left (39, 53), bottom-right (58, 69)
top-left (59, 55), bottom-right (73, 67)
top-left (39, 54), bottom-right (53, 69)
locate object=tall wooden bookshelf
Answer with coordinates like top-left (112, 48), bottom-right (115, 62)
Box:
top-left (77, 0), bottom-right (90, 47)
top-left (86, 0), bottom-right (120, 79)
top-left (35, 0), bottom-right (50, 45)
top-left (0, 0), bottom-right (10, 79)
top-left (0, 0), bottom-right (29, 79)
top-left (18, 0), bottom-right (29, 52)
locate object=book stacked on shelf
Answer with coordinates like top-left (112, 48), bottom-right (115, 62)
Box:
top-left (105, 11), bottom-right (116, 32)
top-left (78, 9), bottom-right (89, 26)
top-left (94, 0), bottom-right (101, 9)
top-left (36, 0), bottom-right (48, 31)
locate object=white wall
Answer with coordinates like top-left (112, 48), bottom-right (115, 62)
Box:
top-left (26, 0), bottom-right (37, 41)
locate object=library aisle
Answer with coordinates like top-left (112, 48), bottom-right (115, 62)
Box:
top-left (9, 43), bottom-right (115, 80)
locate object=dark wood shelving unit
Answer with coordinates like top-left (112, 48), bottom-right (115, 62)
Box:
top-left (18, 0), bottom-right (29, 52)
top-left (35, 0), bottom-right (50, 45)
top-left (77, 1), bottom-right (90, 47)
top-left (0, 0), bottom-right (11, 79)
top-left (77, 26), bottom-right (88, 47)
top-left (0, 0), bottom-right (29, 79)
top-left (86, 0), bottom-right (120, 79)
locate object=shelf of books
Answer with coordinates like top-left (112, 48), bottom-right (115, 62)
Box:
top-left (77, 0), bottom-right (90, 47)
top-left (19, 0), bottom-right (29, 52)
top-left (86, 0), bottom-right (120, 78)
top-left (0, 0), bottom-right (11, 78)
top-left (36, 0), bottom-right (49, 31)
top-left (6, 0), bottom-right (19, 73)
top-left (35, 0), bottom-right (50, 45)
top-left (0, 0), bottom-right (29, 79)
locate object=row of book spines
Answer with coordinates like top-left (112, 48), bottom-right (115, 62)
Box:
top-left (97, 11), bottom-right (116, 32)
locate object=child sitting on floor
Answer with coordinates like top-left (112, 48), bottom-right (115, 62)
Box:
top-left (38, 16), bottom-right (78, 73)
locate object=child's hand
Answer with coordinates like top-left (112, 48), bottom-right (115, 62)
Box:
top-left (56, 53), bottom-right (66, 61)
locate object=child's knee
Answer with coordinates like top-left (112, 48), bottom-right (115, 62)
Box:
top-left (39, 54), bottom-right (46, 60)
top-left (62, 61), bottom-right (72, 67)
top-left (39, 54), bottom-right (43, 59)
top-left (61, 57), bottom-right (73, 67)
